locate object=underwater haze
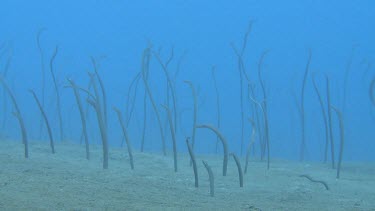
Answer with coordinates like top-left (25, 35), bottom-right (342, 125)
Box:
top-left (1, 0), bottom-right (375, 210)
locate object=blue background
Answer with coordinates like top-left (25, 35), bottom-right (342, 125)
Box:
top-left (1, 0), bottom-right (374, 161)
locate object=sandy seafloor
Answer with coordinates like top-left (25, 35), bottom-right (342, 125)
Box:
top-left (0, 140), bottom-right (374, 211)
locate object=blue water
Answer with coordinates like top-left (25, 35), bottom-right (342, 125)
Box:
top-left (0, 0), bottom-right (374, 161)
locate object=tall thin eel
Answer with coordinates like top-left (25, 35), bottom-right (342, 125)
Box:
top-left (231, 153), bottom-right (244, 187)
top-left (114, 107), bottom-right (134, 170)
top-left (161, 49), bottom-right (173, 138)
top-left (140, 83), bottom-right (147, 151)
top-left (1, 47), bottom-right (13, 131)
top-left (369, 77), bottom-right (375, 106)
top-left (231, 45), bottom-right (245, 156)
top-left (87, 73), bottom-right (108, 169)
top-left (331, 106), bottom-right (345, 179)
top-left (325, 75), bottom-right (335, 169)
top-left (343, 46), bottom-right (357, 114)
top-left (153, 50), bottom-right (178, 133)
top-left (125, 72), bottom-right (141, 127)
top-left (80, 79), bottom-right (93, 144)
top-left (202, 160), bottom-right (214, 197)
top-left (256, 51), bottom-right (270, 159)
top-left (211, 66), bottom-right (222, 153)
top-left (186, 137), bottom-right (198, 187)
top-left (196, 124), bottom-right (228, 176)
top-left (299, 174), bottom-right (329, 190)
top-left (299, 50), bottom-right (312, 161)
top-left (245, 118), bottom-right (256, 174)
top-left (249, 96), bottom-right (270, 169)
top-left (161, 46), bottom-right (177, 123)
top-left (84, 79), bottom-right (93, 114)
top-left (173, 49), bottom-right (187, 81)
top-left (29, 90), bottom-right (55, 154)
top-left (230, 21), bottom-right (254, 83)
top-left (141, 47), bottom-right (166, 155)
top-left (1, 55), bottom-right (12, 130)
top-left (249, 84), bottom-right (264, 158)
top-left (361, 59), bottom-right (373, 84)
top-left (36, 28), bottom-right (47, 139)
top-left (184, 80), bottom-right (198, 150)
top-left (67, 78), bottom-right (90, 160)
top-left (140, 51), bottom-right (151, 151)
top-left (0, 76), bottom-right (28, 158)
top-left (230, 22), bottom-right (255, 156)
top-left (162, 104), bottom-right (178, 172)
top-left (312, 73), bottom-right (329, 162)
top-left (49, 46), bottom-right (64, 141)
top-left (91, 57), bottom-right (107, 127)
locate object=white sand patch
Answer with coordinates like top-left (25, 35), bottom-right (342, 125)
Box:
top-left (0, 140), bottom-right (374, 210)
